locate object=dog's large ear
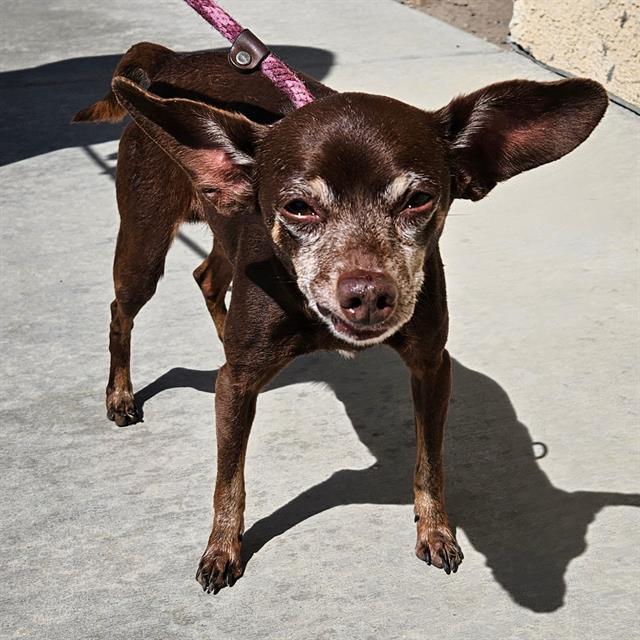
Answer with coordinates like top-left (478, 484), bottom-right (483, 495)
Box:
top-left (112, 75), bottom-right (268, 201)
top-left (436, 78), bottom-right (608, 201)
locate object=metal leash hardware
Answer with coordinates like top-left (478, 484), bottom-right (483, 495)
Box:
top-left (182, 0), bottom-right (315, 108)
top-left (228, 29), bottom-right (270, 72)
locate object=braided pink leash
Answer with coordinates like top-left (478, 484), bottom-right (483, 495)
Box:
top-left (183, 0), bottom-right (315, 108)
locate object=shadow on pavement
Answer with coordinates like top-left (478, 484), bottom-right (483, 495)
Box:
top-left (135, 348), bottom-right (640, 613)
top-left (0, 45), bottom-right (334, 167)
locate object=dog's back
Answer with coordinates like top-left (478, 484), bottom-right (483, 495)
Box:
top-left (74, 42), bottom-right (333, 127)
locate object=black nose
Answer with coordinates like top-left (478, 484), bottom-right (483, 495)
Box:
top-left (336, 270), bottom-right (398, 325)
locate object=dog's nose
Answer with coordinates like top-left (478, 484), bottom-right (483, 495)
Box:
top-left (336, 270), bottom-right (398, 325)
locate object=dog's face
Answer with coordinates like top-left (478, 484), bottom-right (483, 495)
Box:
top-left (113, 76), bottom-right (607, 343)
top-left (256, 94), bottom-right (451, 345)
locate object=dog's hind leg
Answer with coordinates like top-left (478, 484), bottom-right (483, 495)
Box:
top-left (193, 238), bottom-right (233, 343)
top-left (107, 219), bottom-right (176, 426)
top-left (106, 127), bottom-right (189, 426)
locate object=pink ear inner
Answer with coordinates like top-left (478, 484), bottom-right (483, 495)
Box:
top-left (185, 148), bottom-right (253, 204)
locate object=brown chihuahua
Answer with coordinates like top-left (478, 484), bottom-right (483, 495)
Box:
top-left (74, 42), bottom-right (608, 593)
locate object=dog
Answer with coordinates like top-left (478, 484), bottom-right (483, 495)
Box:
top-left (74, 41), bottom-right (608, 593)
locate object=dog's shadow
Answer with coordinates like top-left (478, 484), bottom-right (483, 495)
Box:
top-left (135, 348), bottom-right (639, 612)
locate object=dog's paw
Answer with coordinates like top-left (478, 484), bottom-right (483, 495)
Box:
top-left (106, 388), bottom-right (142, 427)
top-left (196, 541), bottom-right (243, 594)
top-left (415, 524), bottom-right (463, 575)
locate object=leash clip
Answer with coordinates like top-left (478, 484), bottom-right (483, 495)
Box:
top-left (229, 29), bottom-right (270, 72)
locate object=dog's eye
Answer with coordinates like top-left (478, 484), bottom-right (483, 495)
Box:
top-left (402, 192), bottom-right (434, 214)
top-left (284, 199), bottom-right (313, 216)
top-left (282, 199), bottom-right (320, 222)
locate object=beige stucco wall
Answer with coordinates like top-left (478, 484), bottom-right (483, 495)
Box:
top-left (510, 0), bottom-right (640, 107)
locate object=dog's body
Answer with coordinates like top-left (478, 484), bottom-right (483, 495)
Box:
top-left (75, 42), bottom-right (607, 593)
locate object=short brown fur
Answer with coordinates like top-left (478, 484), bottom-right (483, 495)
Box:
top-left (75, 43), bottom-right (607, 593)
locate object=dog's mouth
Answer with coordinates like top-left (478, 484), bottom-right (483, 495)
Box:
top-left (316, 305), bottom-right (391, 342)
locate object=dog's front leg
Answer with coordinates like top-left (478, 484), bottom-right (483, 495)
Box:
top-left (196, 361), bottom-right (282, 593)
top-left (410, 349), bottom-right (463, 574)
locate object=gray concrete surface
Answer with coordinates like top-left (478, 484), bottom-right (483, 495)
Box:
top-left (1, 1), bottom-right (639, 638)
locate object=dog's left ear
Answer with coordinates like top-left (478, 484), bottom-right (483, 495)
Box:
top-left (112, 75), bottom-right (268, 203)
top-left (436, 78), bottom-right (608, 200)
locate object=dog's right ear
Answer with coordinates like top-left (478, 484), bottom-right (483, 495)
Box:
top-left (112, 76), bottom-right (268, 202)
top-left (436, 78), bottom-right (608, 201)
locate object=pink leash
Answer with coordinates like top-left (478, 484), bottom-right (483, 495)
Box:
top-left (182, 0), bottom-right (315, 109)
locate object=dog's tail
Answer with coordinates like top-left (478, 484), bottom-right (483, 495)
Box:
top-left (72, 42), bottom-right (173, 124)
top-left (72, 90), bottom-right (126, 124)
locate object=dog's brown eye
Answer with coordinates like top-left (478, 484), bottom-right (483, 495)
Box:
top-left (282, 199), bottom-right (320, 222)
top-left (403, 192), bottom-right (434, 213)
top-left (284, 199), bottom-right (313, 216)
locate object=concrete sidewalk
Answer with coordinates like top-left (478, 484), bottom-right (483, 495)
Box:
top-left (1, 1), bottom-right (638, 638)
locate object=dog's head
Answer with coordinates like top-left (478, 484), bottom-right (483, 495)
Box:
top-left (113, 76), bottom-right (607, 345)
